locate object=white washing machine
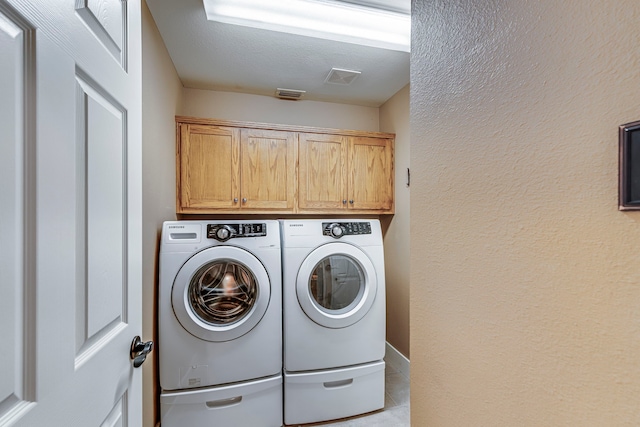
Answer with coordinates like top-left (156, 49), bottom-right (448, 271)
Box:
top-left (280, 219), bottom-right (386, 425)
top-left (159, 220), bottom-right (282, 427)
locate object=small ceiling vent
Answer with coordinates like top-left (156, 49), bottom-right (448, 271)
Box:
top-left (325, 67), bottom-right (361, 85)
top-left (275, 88), bottom-right (306, 100)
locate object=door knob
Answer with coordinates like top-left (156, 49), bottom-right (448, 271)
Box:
top-left (130, 336), bottom-right (153, 368)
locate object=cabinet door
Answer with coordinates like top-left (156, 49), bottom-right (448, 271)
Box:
top-left (178, 124), bottom-right (240, 211)
top-left (298, 132), bottom-right (348, 211)
top-left (240, 128), bottom-right (297, 211)
top-left (349, 136), bottom-right (394, 212)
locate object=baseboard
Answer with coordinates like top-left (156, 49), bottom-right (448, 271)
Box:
top-left (384, 342), bottom-right (410, 379)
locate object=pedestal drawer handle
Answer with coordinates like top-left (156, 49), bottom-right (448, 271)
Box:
top-left (323, 379), bottom-right (353, 388)
top-left (206, 396), bottom-right (242, 409)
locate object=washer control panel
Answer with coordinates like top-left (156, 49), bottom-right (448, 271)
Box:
top-left (207, 223), bottom-right (267, 242)
top-left (322, 222), bottom-right (372, 239)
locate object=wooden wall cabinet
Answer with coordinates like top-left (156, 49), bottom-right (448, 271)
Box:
top-left (239, 128), bottom-right (297, 211)
top-left (176, 117), bottom-right (394, 215)
top-left (348, 135), bottom-right (395, 212)
top-left (298, 132), bottom-right (348, 211)
top-left (177, 124), bottom-right (239, 211)
top-left (298, 133), bottom-right (394, 213)
top-left (177, 122), bottom-right (297, 214)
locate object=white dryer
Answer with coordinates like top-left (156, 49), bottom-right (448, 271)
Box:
top-left (280, 219), bottom-right (386, 425)
top-left (159, 220), bottom-right (282, 427)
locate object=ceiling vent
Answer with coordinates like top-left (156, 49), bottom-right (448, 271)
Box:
top-left (275, 88), bottom-right (306, 100)
top-left (325, 67), bottom-right (361, 85)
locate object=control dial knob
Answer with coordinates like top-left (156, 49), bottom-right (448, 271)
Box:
top-left (328, 223), bottom-right (344, 239)
top-left (215, 226), bottom-right (232, 241)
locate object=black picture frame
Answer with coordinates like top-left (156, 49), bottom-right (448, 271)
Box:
top-left (619, 120), bottom-right (640, 210)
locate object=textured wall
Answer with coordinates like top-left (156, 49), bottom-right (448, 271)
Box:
top-left (380, 85), bottom-right (410, 358)
top-left (141, 2), bottom-right (183, 426)
top-left (410, 1), bottom-right (640, 425)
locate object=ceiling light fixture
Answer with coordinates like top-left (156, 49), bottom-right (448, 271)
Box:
top-left (203, 0), bottom-right (410, 52)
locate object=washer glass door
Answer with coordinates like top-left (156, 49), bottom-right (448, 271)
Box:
top-left (172, 246), bottom-right (270, 342)
top-left (296, 243), bottom-right (377, 328)
top-left (189, 259), bottom-right (257, 325)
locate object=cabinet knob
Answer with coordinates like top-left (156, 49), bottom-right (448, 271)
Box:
top-left (233, 198), bottom-right (238, 203)
top-left (242, 198), bottom-right (247, 203)
top-left (342, 199), bottom-right (347, 204)
top-left (349, 200), bottom-right (354, 204)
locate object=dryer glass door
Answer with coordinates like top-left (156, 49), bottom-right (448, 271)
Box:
top-left (297, 243), bottom-right (377, 328)
top-left (172, 246), bottom-right (271, 342)
top-left (310, 254), bottom-right (364, 314)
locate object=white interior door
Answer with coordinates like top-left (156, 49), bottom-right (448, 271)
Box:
top-left (0, 0), bottom-right (143, 425)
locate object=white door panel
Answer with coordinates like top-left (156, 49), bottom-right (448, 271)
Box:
top-left (0, 3), bottom-right (32, 419)
top-left (78, 73), bottom-right (126, 344)
top-left (0, 0), bottom-right (142, 425)
top-left (77, 0), bottom-right (127, 67)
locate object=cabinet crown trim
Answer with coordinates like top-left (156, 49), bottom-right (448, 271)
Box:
top-left (176, 116), bottom-right (395, 139)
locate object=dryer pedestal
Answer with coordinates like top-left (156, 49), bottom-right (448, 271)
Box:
top-left (284, 361), bottom-right (385, 425)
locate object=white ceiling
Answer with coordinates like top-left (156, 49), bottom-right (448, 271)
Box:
top-left (145, 0), bottom-right (410, 107)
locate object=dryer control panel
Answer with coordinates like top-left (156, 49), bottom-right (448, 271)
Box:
top-left (207, 223), bottom-right (267, 242)
top-left (322, 222), bottom-right (372, 239)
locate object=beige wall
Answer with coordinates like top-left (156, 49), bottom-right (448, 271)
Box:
top-left (410, 1), bottom-right (640, 425)
top-left (380, 85), bottom-right (410, 358)
top-left (141, 2), bottom-right (183, 426)
top-left (182, 87), bottom-right (379, 131)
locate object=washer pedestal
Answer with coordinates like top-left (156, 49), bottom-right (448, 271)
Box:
top-left (161, 375), bottom-right (283, 427)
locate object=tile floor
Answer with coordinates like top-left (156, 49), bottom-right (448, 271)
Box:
top-left (287, 356), bottom-right (410, 427)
